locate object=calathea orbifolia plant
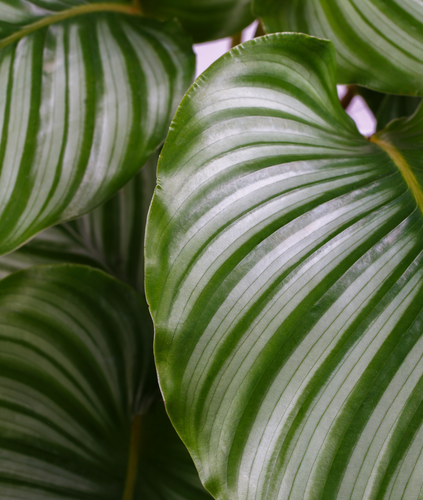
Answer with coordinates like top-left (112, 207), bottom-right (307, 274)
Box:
top-left (1, 0), bottom-right (423, 499)
top-left (0, 0), bottom-right (252, 497)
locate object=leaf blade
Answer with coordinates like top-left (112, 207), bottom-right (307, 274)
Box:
top-left (254, 0), bottom-right (423, 95)
top-left (142, 0), bottom-right (254, 43)
top-left (0, 13), bottom-right (194, 255)
top-left (0, 264), bottom-right (211, 499)
top-left (0, 149), bottom-right (157, 293)
top-left (146, 34), bottom-right (423, 500)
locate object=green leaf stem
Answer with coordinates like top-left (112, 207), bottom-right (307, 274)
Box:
top-left (146, 34), bottom-right (423, 500)
top-left (254, 0), bottom-right (423, 95)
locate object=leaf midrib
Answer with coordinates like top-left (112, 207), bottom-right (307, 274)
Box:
top-left (370, 134), bottom-right (423, 216)
top-left (0, 1), bottom-right (143, 50)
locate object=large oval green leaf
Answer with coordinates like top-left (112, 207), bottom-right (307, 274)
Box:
top-left (141, 0), bottom-right (254, 43)
top-left (145, 34), bottom-right (423, 500)
top-left (0, 8), bottom-right (194, 256)
top-left (253, 0), bottom-right (423, 95)
top-left (0, 149), bottom-right (157, 292)
top-left (0, 264), bottom-right (210, 499)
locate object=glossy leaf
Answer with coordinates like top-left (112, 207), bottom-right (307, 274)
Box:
top-left (141, 0), bottom-right (254, 43)
top-left (254, 0), bottom-right (423, 95)
top-left (0, 9), bottom-right (194, 256)
top-left (0, 150), bottom-right (157, 292)
top-left (146, 34), bottom-right (423, 500)
top-left (0, 264), bottom-right (210, 499)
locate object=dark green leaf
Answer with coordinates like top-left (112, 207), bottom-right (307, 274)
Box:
top-left (146, 34), bottom-right (423, 500)
top-left (134, 400), bottom-right (212, 500)
top-left (0, 0), bottom-right (134, 40)
top-left (0, 223), bottom-right (102, 280)
top-left (141, 0), bottom-right (254, 43)
top-left (375, 94), bottom-right (422, 131)
top-left (253, 0), bottom-right (423, 95)
top-left (355, 86), bottom-right (385, 117)
top-left (0, 264), bottom-right (210, 499)
top-left (0, 9), bottom-right (194, 256)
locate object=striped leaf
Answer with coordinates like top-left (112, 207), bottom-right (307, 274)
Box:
top-left (0, 8), bottom-right (194, 256)
top-left (141, 0), bottom-right (254, 43)
top-left (0, 149), bottom-right (157, 292)
top-left (67, 147), bottom-right (158, 293)
top-left (0, 0), bottom-right (135, 40)
top-left (0, 264), bottom-right (211, 499)
top-left (253, 0), bottom-right (423, 95)
top-left (145, 34), bottom-right (423, 500)
top-left (0, 223), bottom-right (102, 280)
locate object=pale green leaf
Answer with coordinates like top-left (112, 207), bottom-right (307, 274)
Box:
top-left (253, 0), bottom-right (423, 95)
top-left (0, 9), bottom-right (194, 256)
top-left (0, 149), bottom-right (157, 292)
top-left (146, 34), bottom-right (423, 500)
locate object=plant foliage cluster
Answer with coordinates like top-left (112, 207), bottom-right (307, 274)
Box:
top-left (0, 0), bottom-right (423, 499)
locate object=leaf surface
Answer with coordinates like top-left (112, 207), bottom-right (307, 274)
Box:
top-left (0, 264), bottom-right (210, 499)
top-left (0, 150), bottom-right (157, 293)
top-left (141, 0), bottom-right (254, 43)
top-left (253, 0), bottom-right (423, 95)
top-left (146, 34), bottom-right (423, 500)
top-left (0, 8), bottom-right (194, 256)
top-left (0, 0), bottom-right (132, 40)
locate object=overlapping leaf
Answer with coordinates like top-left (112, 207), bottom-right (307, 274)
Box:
top-left (0, 6), bottom-right (194, 256)
top-left (0, 0), bottom-right (134, 40)
top-left (253, 0), bottom-right (423, 95)
top-left (0, 223), bottom-right (102, 279)
top-left (0, 264), bottom-right (210, 499)
top-left (141, 0), bottom-right (254, 43)
top-left (353, 86), bottom-right (422, 131)
top-left (68, 147), bottom-right (157, 292)
top-left (146, 34), bottom-right (423, 500)
top-left (0, 150), bottom-right (157, 292)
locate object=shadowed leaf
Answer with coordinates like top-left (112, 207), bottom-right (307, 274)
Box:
top-left (0, 264), bottom-right (210, 499)
top-left (254, 0), bottom-right (423, 95)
